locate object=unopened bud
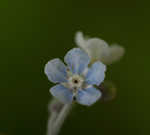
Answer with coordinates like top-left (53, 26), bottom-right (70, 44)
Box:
top-left (98, 81), bottom-right (117, 102)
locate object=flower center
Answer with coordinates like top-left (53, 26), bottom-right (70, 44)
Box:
top-left (68, 74), bottom-right (84, 90)
top-left (62, 71), bottom-right (89, 100)
top-left (73, 79), bottom-right (79, 84)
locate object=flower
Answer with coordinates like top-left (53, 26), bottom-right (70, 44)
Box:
top-left (45, 48), bottom-right (106, 106)
top-left (75, 32), bottom-right (125, 65)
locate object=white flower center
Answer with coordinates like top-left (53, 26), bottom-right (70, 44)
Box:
top-left (68, 74), bottom-right (84, 90)
top-left (62, 69), bottom-right (92, 100)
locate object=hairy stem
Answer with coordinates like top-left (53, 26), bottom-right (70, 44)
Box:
top-left (47, 101), bottom-right (72, 135)
top-left (52, 104), bottom-right (72, 135)
top-left (46, 112), bottom-right (57, 135)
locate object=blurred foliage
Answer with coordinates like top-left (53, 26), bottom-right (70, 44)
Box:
top-left (0, 0), bottom-right (150, 135)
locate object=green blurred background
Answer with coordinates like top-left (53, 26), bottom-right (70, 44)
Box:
top-left (0, 0), bottom-right (149, 135)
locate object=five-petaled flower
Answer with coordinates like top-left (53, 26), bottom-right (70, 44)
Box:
top-left (45, 48), bottom-right (106, 106)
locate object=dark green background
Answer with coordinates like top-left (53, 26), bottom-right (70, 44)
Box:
top-left (0, 0), bottom-right (149, 135)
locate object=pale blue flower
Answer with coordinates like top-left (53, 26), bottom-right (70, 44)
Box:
top-left (45, 48), bottom-right (106, 106)
top-left (75, 32), bottom-right (125, 65)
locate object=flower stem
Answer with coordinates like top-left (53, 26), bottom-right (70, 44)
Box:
top-left (47, 100), bottom-right (72, 135)
top-left (46, 112), bottom-right (57, 135)
top-left (53, 104), bottom-right (72, 135)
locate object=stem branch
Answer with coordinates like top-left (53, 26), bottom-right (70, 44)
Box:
top-left (46, 99), bottom-right (72, 135)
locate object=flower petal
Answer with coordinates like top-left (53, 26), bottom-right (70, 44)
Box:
top-left (50, 84), bottom-right (73, 104)
top-left (64, 48), bottom-right (90, 74)
top-left (85, 61), bottom-right (106, 86)
top-left (75, 32), bottom-right (109, 64)
top-left (75, 32), bottom-right (125, 65)
top-left (86, 38), bottom-right (109, 62)
top-left (44, 59), bottom-right (67, 83)
top-left (76, 86), bottom-right (102, 106)
top-left (75, 31), bottom-right (87, 49)
top-left (101, 44), bottom-right (125, 65)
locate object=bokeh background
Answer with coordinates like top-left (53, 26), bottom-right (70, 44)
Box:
top-left (0, 0), bottom-right (149, 135)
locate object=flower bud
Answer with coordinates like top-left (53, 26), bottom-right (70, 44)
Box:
top-left (98, 81), bottom-right (117, 102)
